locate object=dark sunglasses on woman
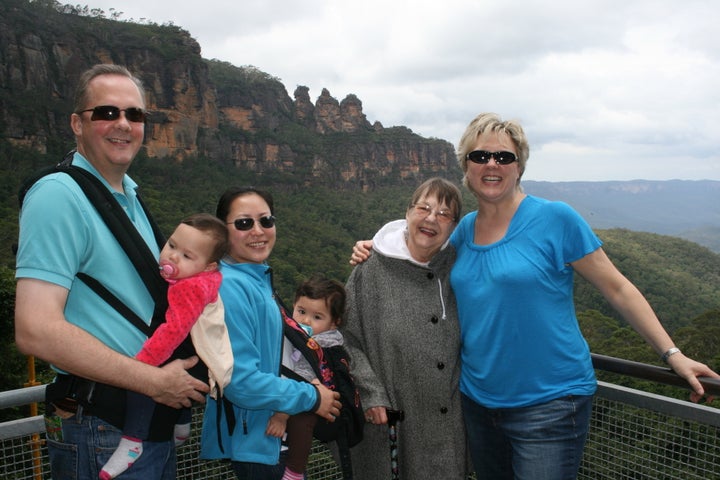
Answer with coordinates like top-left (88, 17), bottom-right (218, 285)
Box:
top-left (466, 150), bottom-right (517, 165)
top-left (228, 216), bottom-right (276, 231)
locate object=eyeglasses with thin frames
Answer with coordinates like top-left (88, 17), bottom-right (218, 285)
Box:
top-left (227, 216), bottom-right (276, 231)
top-left (76, 105), bottom-right (147, 123)
top-left (410, 204), bottom-right (456, 224)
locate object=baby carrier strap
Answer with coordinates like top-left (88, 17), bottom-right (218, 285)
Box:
top-left (281, 307), bottom-right (329, 383)
top-left (19, 149), bottom-right (168, 329)
top-left (20, 151), bottom-right (200, 440)
top-left (273, 285), bottom-right (330, 385)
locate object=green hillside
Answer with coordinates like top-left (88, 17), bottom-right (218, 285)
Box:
top-left (3, 151), bottom-right (720, 401)
top-left (575, 228), bottom-right (720, 332)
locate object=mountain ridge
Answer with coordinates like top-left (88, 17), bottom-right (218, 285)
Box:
top-left (522, 179), bottom-right (720, 252)
top-left (0, 0), bottom-right (458, 190)
top-left (0, 1), bottom-right (717, 253)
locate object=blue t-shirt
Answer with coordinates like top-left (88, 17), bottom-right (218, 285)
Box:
top-left (450, 195), bottom-right (601, 408)
top-left (15, 153), bottom-right (159, 360)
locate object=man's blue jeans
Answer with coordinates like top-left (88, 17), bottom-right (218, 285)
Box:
top-left (45, 407), bottom-right (176, 480)
top-left (462, 393), bottom-right (593, 480)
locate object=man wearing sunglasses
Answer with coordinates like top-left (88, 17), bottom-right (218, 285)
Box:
top-left (15, 64), bottom-right (208, 480)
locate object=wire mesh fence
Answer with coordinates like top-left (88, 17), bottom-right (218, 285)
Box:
top-left (0, 407), bottom-right (344, 480)
top-left (1, 432), bottom-right (46, 480)
top-left (174, 408), bottom-right (344, 480)
top-left (580, 394), bottom-right (720, 479)
top-left (2, 385), bottom-right (720, 479)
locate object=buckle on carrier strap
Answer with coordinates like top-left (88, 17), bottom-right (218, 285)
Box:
top-left (46, 374), bottom-right (125, 426)
top-left (45, 374), bottom-right (179, 441)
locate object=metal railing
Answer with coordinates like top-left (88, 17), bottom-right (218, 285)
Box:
top-left (2, 354), bottom-right (720, 479)
top-left (581, 382), bottom-right (720, 479)
top-left (0, 386), bottom-right (343, 480)
top-left (579, 354), bottom-right (720, 479)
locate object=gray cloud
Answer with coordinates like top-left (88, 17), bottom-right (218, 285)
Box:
top-left (84, 0), bottom-right (720, 181)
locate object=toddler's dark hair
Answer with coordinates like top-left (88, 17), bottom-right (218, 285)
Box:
top-left (294, 273), bottom-right (347, 327)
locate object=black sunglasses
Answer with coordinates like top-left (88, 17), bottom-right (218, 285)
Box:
top-left (77, 105), bottom-right (147, 123)
top-left (466, 150), bottom-right (517, 165)
top-left (228, 215), bottom-right (276, 231)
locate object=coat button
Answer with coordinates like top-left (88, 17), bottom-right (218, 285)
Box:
top-left (437, 362), bottom-right (445, 370)
top-left (440, 407), bottom-right (448, 414)
top-left (427, 272), bottom-right (434, 279)
top-left (431, 315), bottom-right (439, 324)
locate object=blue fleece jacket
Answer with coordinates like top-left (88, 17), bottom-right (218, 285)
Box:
top-left (200, 261), bottom-right (318, 464)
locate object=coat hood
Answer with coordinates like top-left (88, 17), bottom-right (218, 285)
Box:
top-left (372, 219), bottom-right (450, 266)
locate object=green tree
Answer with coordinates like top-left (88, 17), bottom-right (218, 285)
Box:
top-left (672, 309), bottom-right (720, 371)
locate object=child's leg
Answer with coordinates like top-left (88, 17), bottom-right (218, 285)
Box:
top-left (174, 407), bottom-right (192, 446)
top-left (99, 391), bottom-right (155, 480)
top-left (282, 412), bottom-right (318, 479)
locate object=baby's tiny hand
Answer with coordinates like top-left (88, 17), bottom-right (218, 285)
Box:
top-left (265, 413), bottom-right (288, 437)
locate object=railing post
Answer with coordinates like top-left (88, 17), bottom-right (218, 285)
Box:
top-left (24, 356), bottom-right (43, 480)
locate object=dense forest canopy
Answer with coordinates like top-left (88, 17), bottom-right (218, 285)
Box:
top-left (2, 148), bottom-right (720, 414)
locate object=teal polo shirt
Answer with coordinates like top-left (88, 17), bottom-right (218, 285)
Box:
top-left (15, 152), bottom-right (160, 363)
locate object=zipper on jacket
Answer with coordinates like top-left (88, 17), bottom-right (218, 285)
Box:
top-left (266, 266), bottom-right (286, 376)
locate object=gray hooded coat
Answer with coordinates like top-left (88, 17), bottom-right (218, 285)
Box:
top-left (343, 219), bottom-right (469, 479)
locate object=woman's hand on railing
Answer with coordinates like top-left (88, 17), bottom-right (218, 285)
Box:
top-left (666, 352), bottom-right (720, 403)
top-left (591, 353), bottom-right (720, 401)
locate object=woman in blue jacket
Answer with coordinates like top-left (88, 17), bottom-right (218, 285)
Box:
top-left (201, 186), bottom-right (341, 479)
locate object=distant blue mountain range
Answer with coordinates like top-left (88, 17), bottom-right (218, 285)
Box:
top-left (522, 180), bottom-right (720, 253)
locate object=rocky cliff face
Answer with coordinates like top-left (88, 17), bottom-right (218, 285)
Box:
top-left (0, 0), bottom-right (458, 188)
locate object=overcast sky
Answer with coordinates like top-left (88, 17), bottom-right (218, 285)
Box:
top-left (81, 0), bottom-right (719, 182)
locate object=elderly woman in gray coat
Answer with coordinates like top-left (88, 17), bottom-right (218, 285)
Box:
top-left (343, 177), bottom-right (470, 479)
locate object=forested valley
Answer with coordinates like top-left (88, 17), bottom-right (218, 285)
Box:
top-left (1, 148), bottom-right (719, 421)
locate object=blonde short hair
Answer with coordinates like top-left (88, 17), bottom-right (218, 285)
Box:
top-left (457, 113), bottom-right (529, 189)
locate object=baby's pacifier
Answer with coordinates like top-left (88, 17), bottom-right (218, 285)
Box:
top-left (159, 261), bottom-right (177, 278)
